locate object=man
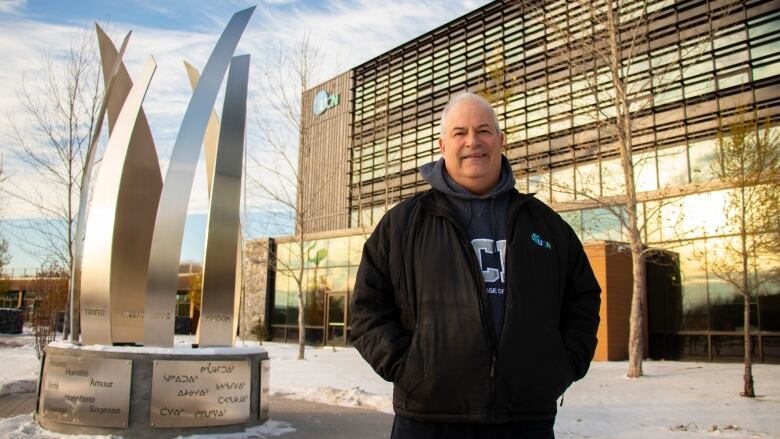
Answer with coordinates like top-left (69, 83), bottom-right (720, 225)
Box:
top-left (351, 92), bottom-right (601, 439)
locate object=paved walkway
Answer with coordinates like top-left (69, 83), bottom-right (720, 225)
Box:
top-left (0, 392), bottom-right (36, 420)
top-left (0, 392), bottom-right (393, 438)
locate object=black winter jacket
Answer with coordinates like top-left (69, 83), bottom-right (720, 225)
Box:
top-left (350, 188), bottom-right (601, 423)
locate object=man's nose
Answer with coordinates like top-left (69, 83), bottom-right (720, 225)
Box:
top-left (464, 130), bottom-right (478, 147)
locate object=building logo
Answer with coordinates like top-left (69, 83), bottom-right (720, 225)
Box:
top-left (313, 90), bottom-right (339, 116)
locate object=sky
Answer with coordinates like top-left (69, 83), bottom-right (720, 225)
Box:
top-left (0, 0), bottom-right (492, 271)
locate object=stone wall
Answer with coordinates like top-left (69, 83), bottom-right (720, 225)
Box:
top-left (239, 238), bottom-right (270, 341)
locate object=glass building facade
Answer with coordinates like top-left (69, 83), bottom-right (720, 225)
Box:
top-left (269, 233), bottom-right (365, 346)
top-left (266, 0), bottom-right (780, 362)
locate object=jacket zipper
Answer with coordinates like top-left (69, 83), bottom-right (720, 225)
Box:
top-left (426, 190), bottom-right (529, 422)
top-left (443, 215), bottom-right (497, 421)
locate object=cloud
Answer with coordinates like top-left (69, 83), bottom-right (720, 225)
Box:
top-left (0, 0), bottom-right (490, 225)
top-left (0, 0), bottom-right (26, 14)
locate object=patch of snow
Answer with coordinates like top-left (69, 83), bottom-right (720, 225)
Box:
top-left (0, 335), bottom-right (41, 396)
top-left (2, 335), bottom-right (779, 438)
top-left (0, 414), bottom-right (120, 438)
top-left (0, 415), bottom-right (294, 439)
top-left (273, 387), bottom-right (392, 414)
top-left (47, 340), bottom-right (267, 356)
top-left (174, 420), bottom-right (295, 438)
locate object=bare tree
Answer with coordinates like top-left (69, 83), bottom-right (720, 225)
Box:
top-left (248, 34), bottom-right (336, 360)
top-left (3, 26), bottom-right (101, 337)
top-left (517, 0), bottom-right (739, 377)
top-left (0, 160), bottom-right (10, 294)
top-left (0, 235), bottom-right (10, 294)
top-left (701, 109), bottom-right (780, 397)
top-left (31, 261), bottom-right (68, 359)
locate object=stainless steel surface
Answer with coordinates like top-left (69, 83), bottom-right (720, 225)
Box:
top-left (185, 60), bottom-right (244, 345)
top-left (143, 7), bottom-right (254, 347)
top-left (150, 360), bottom-right (251, 428)
top-left (198, 55), bottom-right (249, 347)
top-left (39, 355), bottom-right (132, 428)
top-left (69, 27), bottom-right (131, 344)
top-left (259, 358), bottom-right (270, 421)
top-left (80, 58), bottom-right (158, 346)
top-left (184, 60), bottom-right (220, 193)
top-left (183, 60), bottom-right (221, 346)
top-left (97, 26), bottom-right (163, 345)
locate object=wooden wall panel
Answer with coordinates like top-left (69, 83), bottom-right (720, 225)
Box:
top-left (299, 72), bottom-right (353, 233)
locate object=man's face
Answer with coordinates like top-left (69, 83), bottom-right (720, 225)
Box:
top-left (439, 98), bottom-right (504, 195)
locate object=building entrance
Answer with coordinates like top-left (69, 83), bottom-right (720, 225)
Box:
top-left (326, 294), bottom-right (347, 346)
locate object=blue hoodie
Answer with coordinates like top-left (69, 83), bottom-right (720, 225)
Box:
top-left (419, 156), bottom-right (517, 339)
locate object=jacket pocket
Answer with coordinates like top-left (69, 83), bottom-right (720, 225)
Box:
top-left (396, 324), bottom-right (427, 398)
top-left (551, 334), bottom-right (575, 398)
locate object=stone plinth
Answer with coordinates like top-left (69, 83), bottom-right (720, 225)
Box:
top-left (37, 342), bottom-right (269, 438)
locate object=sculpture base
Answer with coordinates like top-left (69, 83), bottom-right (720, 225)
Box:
top-left (36, 342), bottom-right (269, 438)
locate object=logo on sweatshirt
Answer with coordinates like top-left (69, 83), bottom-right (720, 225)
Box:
top-left (531, 233), bottom-right (552, 249)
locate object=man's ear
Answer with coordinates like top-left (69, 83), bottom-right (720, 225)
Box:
top-left (439, 137), bottom-right (445, 154)
top-left (499, 131), bottom-right (505, 149)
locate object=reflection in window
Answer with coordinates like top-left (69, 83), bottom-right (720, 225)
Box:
top-left (551, 166), bottom-right (574, 203)
top-left (675, 240), bottom-right (709, 330)
top-left (348, 235), bottom-right (364, 266)
top-left (632, 150), bottom-right (658, 192)
top-left (582, 207), bottom-right (626, 242)
top-left (286, 285), bottom-right (299, 326)
top-left (752, 56), bottom-right (780, 80)
top-left (529, 172), bottom-right (550, 203)
top-left (329, 267), bottom-right (349, 293)
top-left (689, 139), bottom-right (717, 182)
top-left (575, 161), bottom-right (600, 200)
top-left (654, 86), bottom-right (682, 106)
top-left (601, 157), bottom-right (624, 197)
top-left (684, 78), bottom-right (715, 98)
top-left (560, 210), bottom-right (582, 236)
top-left (690, 190), bottom-right (733, 237)
top-left (657, 145), bottom-right (689, 187)
top-left (717, 71), bottom-right (749, 90)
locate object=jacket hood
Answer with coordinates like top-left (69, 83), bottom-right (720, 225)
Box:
top-left (419, 155), bottom-right (516, 200)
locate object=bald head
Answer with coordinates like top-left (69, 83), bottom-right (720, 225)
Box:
top-left (439, 92), bottom-right (501, 138)
top-left (437, 92), bottom-right (505, 196)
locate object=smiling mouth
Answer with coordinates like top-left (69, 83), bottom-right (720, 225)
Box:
top-left (462, 153), bottom-right (487, 160)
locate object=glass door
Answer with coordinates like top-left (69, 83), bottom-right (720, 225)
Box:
top-left (326, 294), bottom-right (346, 346)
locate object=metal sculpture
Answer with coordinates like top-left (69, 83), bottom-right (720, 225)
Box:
top-left (143, 6), bottom-right (255, 347)
top-left (182, 62), bottom-right (245, 346)
top-left (198, 55), bottom-right (250, 347)
top-left (68, 27), bottom-right (132, 344)
top-left (80, 57), bottom-right (158, 345)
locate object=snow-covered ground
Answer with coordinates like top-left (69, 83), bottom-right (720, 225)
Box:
top-left (1, 334), bottom-right (779, 438)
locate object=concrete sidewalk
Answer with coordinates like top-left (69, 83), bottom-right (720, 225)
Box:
top-left (0, 392), bottom-right (393, 438)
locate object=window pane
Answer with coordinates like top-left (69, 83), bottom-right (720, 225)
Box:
top-left (689, 139), bottom-right (717, 182)
top-left (329, 267), bottom-right (349, 293)
top-left (551, 166), bottom-right (574, 203)
top-left (560, 210), bottom-right (582, 237)
top-left (529, 171), bottom-right (550, 204)
top-left (326, 237), bottom-right (349, 267)
top-left (677, 240), bottom-right (709, 330)
top-left (348, 235), bottom-right (366, 266)
top-left (575, 161), bottom-right (600, 199)
top-left (679, 190), bottom-right (731, 238)
top-left (582, 207), bottom-right (625, 241)
top-left (633, 150), bottom-right (658, 192)
top-left (657, 145), bottom-right (689, 187)
top-left (601, 157), bottom-right (624, 197)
